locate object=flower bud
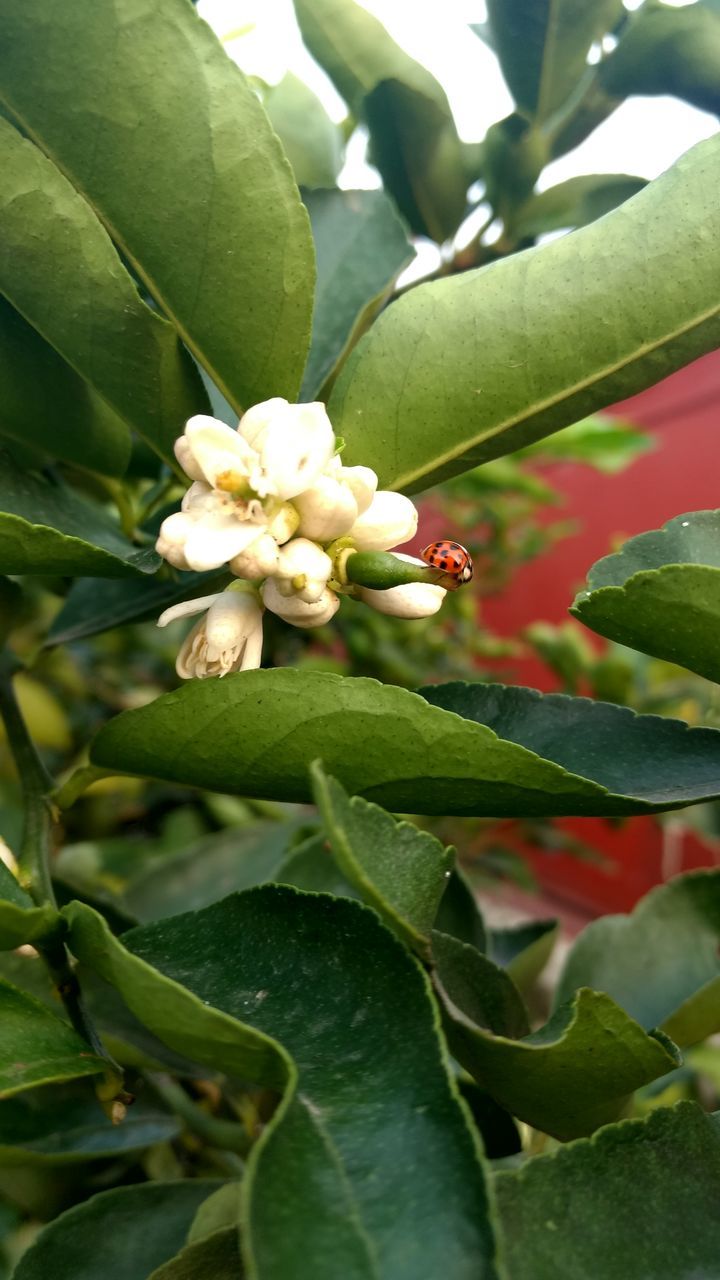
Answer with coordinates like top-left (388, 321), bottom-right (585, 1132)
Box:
top-left (239, 399), bottom-right (336, 500)
top-left (155, 512), bottom-right (193, 570)
top-left (356, 554), bottom-right (446, 619)
top-left (174, 435), bottom-right (205, 482)
top-left (262, 578), bottom-right (340, 628)
top-left (276, 538), bottom-right (333, 586)
top-left (348, 491), bottom-right (418, 551)
top-left (294, 475), bottom-right (358, 541)
top-left (229, 532), bottom-right (279, 579)
top-left (266, 501), bottom-right (300, 545)
top-left (340, 465), bottom-right (377, 516)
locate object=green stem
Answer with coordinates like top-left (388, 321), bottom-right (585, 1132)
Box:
top-left (148, 1074), bottom-right (251, 1156)
top-left (0, 653), bottom-right (55, 907)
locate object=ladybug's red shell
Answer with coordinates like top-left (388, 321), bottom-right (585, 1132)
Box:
top-left (420, 540), bottom-right (473, 584)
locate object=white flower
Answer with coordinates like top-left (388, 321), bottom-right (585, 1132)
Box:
top-left (229, 532), bottom-right (280, 579)
top-left (157, 481), bottom-right (267, 572)
top-left (181, 416), bottom-right (257, 491)
top-left (157, 589), bottom-right (263, 679)
top-left (275, 538), bottom-right (333, 603)
top-left (348, 491), bottom-right (418, 551)
top-left (262, 578), bottom-right (340, 628)
top-left (238, 399), bottom-right (335, 500)
top-left (340, 466), bottom-right (377, 515)
top-left (357, 554), bottom-right (446, 619)
top-left (294, 475), bottom-right (359, 542)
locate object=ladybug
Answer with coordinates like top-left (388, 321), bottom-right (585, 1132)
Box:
top-left (421, 540), bottom-right (473, 586)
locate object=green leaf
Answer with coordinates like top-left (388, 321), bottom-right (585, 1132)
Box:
top-left (0, 118), bottom-right (205, 464)
top-left (486, 0), bottom-right (623, 120)
top-left (494, 1103), bottom-right (720, 1279)
top-left (435, 868), bottom-right (488, 953)
top-left (364, 79), bottom-right (469, 241)
top-left (147, 1229), bottom-right (242, 1280)
top-left (571, 510), bottom-right (720, 684)
top-left (12, 1182), bottom-right (222, 1280)
top-left (438, 979), bottom-right (679, 1142)
top-left (66, 888), bottom-right (498, 1278)
top-left (300, 188), bottom-right (412, 399)
top-left (0, 859), bottom-right (32, 910)
top-left (0, 0), bottom-right (315, 413)
top-left (0, 977), bottom-right (105, 1097)
top-left (264, 73), bottom-right (343, 189)
top-left (311, 762), bottom-right (454, 956)
top-left (0, 1084), bottom-right (180, 1163)
top-left (600, 0), bottom-right (720, 116)
top-left (556, 870), bottom-right (720, 1048)
top-left (276, 832), bottom-right (362, 897)
top-left (330, 136), bottom-right (720, 491)
top-left (124, 821), bottom-right (300, 922)
top-left (187, 1183), bottom-right (241, 1243)
top-left (0, 297), bottom-right (130, 477)
top-left (514, 174), bottom-right (647, 238)
top-left (89, 670), bottom-right (720, 817)
top-left (0, 450), bottom-right (160, 578)
top-left (46, 569), bottom-right (225, 647)
top-left (293, 0), bottom-right (467, 240)
top-left (489, 920), bottom-right (558, 993)
top-left (432, 930), bottom-right (531, 1039)
top-left (0, 900), bottom-right (62, 952)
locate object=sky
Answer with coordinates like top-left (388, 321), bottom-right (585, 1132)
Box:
top-left (198, 0), bottom-right (718, 192)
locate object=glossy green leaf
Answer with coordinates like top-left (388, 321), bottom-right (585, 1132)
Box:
top-left (331, 136), bottom-right (720, 491)
top-left (124, 821), bottom-right (300, 922)
top-left (0, 1084), bottom-right (180, 1164)
top-left (148, 1229), bottom-right (242, 1280)
top-left (0, 978), bottom-right (105, 1097)
top-left (495, 1103), bottom-right (720, 1279)
top-left (0, 298), bottom-right (130, 477)
top-left (0, 118), bottom-right (205, 463)
top-left (572, 509), bottom-right (720, 683)
top-left (0, 0), bottom-right (315, 413)
top-left (486, 0), bottom-right (623, 119)
top-left (489, 920), bottom-right (558, 993)
top-left (89, 670), bottom-right (720, 817)
top-left (293, 0), bottom-right (467, 240)
top-left (311, 762), bottom-right (453, 955)
top-left (187, 1183), bottom-right (241, 1244)
top-left (66, 888), bottom-right (498, 1278)
top-left (13, 1182), bottom-right (221, 1280)
top-left (46, 569), bottom-right (225, 647)
top-left (300, 188), bottom-right (412, 399)
top-left (515, 174), bottom-right (647, 238)
top-left (0, 452), bottom-right (160, 578)
top-left (600, 0), bottom-right (720, 115)
top-left (556, 870), bottom-right (720, 1048)
top-left (439, 979), bottom-right (679, 1142)
top-left (264, 73), bottom-right (343, 189)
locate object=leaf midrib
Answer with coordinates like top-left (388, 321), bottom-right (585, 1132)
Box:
top-left (0, 94), bottom-right (245, 419)
top-left (390, 292), bottom-right (720, 491)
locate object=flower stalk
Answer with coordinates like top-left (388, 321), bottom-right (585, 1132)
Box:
top-left (344, 551), bottom-right (447, 591)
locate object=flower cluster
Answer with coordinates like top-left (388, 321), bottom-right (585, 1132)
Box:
top-left (156, 399), bottom-right (448, 678)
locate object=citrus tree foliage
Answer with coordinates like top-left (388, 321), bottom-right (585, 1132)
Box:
top-left (0, 1), bottom-right (720, 1276)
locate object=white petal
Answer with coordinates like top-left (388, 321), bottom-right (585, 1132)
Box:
top-left (262, 578), bottom-right (339, 628)
top-left (174, 435), bottom-right (205, 482)
top-left (184, 416), bottom-right (256, 490)
top-left (266, 501), bottom-right (300, 545)
top-left (358, 581), bottom-right (446, 619)
top-left (229, 532), bottom-right (280, 579)
top-left (157, 593), bottom-right (223, 628)
top-left (294, 476), bottom-right (358, 541)
top-left (276, 537), bottom-right (332, 584)
top-left (339, 465), bottom-right (378, 516)
top-left (176, 591), bottom-right (264, 678)
top-left (183, 515), bottom-right (266, 572)
top-left (348, 491), bottom-right (418, 551)
top-left (245, 401), bottom-right (336, 500)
